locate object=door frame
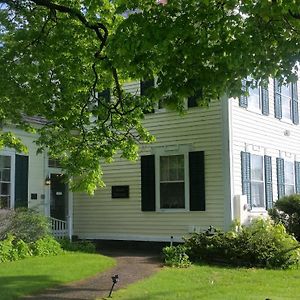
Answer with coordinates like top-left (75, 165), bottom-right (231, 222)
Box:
top-left (45, 162), bottom-right (73, 238)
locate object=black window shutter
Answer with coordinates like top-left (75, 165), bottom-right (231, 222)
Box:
top-left (241, 151), bottom-right (251, 206)
top-left (141, 155), bottom-right (156, 211)
top-left (292, 82), bottom-right (299, 125)
top-left (276, 157), bottom-right (285, 199)
top-left (239, 79), bottom-right (248, 108)
top-left (274, 79), bottom-right (282, 119)
top-left (15, 154), bottom-right (29, 208)
top-left (264, 155), bottom-right (273, 209)
top-left (261, 87), bottom-right (269, 116)
top-left (140, 79), bottom-right (154, 96)
top-left (141, 79), bottom-right (155, 113)
top-left (295, 161), bottom-right (300, 194)
top-left (188, 89), bottom-right (202, 108)
top-left (187, 96), bottom-right (198, 108)
top-left (98, 89), bottom-right (110, 103)
top-left (189, 151), bottom-right (205, 211)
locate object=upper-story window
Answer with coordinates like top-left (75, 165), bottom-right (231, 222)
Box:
top-left (140, 79), bottom-right (201, 112)
top-left (247, 86), bottom-right (261, 111)
top-left (274, 80), bottom-right (299, 124)
top-left (239, 79), bottom-right (269, 115)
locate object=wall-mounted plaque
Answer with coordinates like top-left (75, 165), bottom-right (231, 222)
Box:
top-left (31, 193), bottom-right (38, 200)
top-left (112, 185), bottom-right (129, 198)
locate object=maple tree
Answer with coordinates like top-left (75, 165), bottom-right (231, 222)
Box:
top-left (1, 0), bottom-right (300, 193)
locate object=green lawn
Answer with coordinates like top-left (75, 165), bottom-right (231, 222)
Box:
top-left (0, 252), bottom-right (115, 300)
top-left (113, 264), bottom-right (300, 300)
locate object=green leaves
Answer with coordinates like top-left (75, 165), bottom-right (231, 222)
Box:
top-left (1, 0), bottom-right (300, 193)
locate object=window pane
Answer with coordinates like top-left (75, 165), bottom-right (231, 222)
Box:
top-left (285, 184), bottom-right (295, 196)
top-left (0, 183), bottom-right (10, 195)
top-left (282, 96), bottom-right (291, 119)
top-left (0, 156), bottom-right (11, 169)
top-left (285, 162), bottom-right (295, 185)
top-left (160, 156), bottom-right (169, 181)
top-left (251, 182), bottom-right (264, 207)
top-left (0, 196), bottom-right (10, 209)
top-left (160, 155), bottom-right (184, 181)
top-left (281, 84), bottom-right (291, 97)
top-left (0, 169), bottom-right (10, 182)
top-left (169, 155), bottom-right (184, 181)
top-left (48, 158), bottom-right (61, 168)
top-left (248, 86), bottom-right (260, 110)
top-left (160, 182), bottom-right (185, 208)
top-left (251, 155), bottom-right (263, 181)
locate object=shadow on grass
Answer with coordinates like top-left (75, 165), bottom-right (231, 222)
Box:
top-left (0, 274), bottom-right (61, 300)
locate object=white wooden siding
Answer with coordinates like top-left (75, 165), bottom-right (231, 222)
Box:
top-left (73, 81), bottom-right (227, 241)
top-left (230, 79), bottom-right (300, 214)
top-left (1, 128), bottom-right (46, 213)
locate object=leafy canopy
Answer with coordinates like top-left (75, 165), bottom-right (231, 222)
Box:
top-left (1, 0), bottom-right (300, 193)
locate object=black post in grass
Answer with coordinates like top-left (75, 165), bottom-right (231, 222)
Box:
top-left (108, 274), bottom-right (119, 298)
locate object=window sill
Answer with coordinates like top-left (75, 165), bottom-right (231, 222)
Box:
top-left (156, 209), bottom-right (189, 213)
top-left (249, 208), bottom-right (268, 214)
top-left (279, 117), bottom-right (294, 125)
top-left (246, 107), bottom-right (263, 115)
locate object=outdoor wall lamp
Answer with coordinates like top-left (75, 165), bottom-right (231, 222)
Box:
top-left (108, 274), bottom-right (119, 297)
top-left (45, 175), bottom-right (51, 185)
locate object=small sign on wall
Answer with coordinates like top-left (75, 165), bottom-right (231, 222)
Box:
top-left (111, 185), bottom-right (129, 198)
top-left (31, 193), bottom-right (38, 200)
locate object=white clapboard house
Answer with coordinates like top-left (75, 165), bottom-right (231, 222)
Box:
top-left (0, 117), bottom-right (72, 238)
top-left (1, 78), bottom-right (300, 241)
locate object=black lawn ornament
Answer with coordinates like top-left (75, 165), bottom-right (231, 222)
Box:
top-left (108, 274), bottom-right (119, 298)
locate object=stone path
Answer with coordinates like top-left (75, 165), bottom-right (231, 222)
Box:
top-left (22, 249), bottom-right (162, 300)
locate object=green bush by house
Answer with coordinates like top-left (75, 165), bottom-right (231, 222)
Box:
top-left (0, 208), bottom-right (51, 242)
top-left (0, 234), bottom-right (63, 263)
top-left (269, 194), bottom-right (300, 241)
top-left (163, 218), bottom-right (300, 269)
top-left (185, 218), bottom-right (300, 269)
top-left (162, 244), bottom-right (191, 268)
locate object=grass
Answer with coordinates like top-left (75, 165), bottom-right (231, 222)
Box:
top-left (113, 264), bottom-right (300, 300)
top-left (0, 252), bottom-right (115, 300)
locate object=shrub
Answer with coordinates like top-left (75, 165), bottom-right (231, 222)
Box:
top-left (162, 244), bottom-right (191, 268)
top-left (59, 238), bottom-right (96, 253)
top-left (184, 219), bottom-right (300, 269)
top-left (31, 236), bottom-right (63, 257)
top-left (0, 235), bottom-right (16, 262)
top-left (0, 235), bottom-right (62, 263)
top-left (0, 208), bottom-right (51, 243)
top-left (269, 194), bottom-right (300, 241)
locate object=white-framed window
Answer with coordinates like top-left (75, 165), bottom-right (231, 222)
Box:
top-left (284, 160), bottom-right (295, 195)
top-left (241, 148), bottom-right (273, 210)
top-left (281, 84), bottom-right (292, 120)
top-left (0, 153), bottom-right (15, 209)
top-left (155, 147), bottom-right (190, 211)
top-left (247, 86), bottom-right (261, 112)
top-left (250, 154), bottom-right (265, 208)
top-left (239, 78), bottom-right (269, 115)
top-left (274, 80), bottom-right (298, 124)
top-left (141, 148), bottom-right (205, 212)
top-left (160, 155), bottom-right (185, 209)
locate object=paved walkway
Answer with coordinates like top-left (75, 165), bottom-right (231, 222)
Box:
top-left (22, 249), bottom-right (162, 300)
